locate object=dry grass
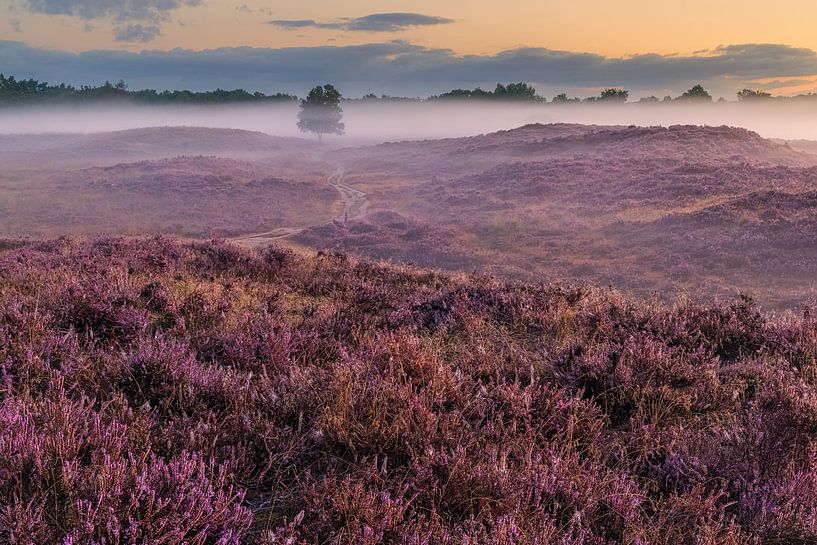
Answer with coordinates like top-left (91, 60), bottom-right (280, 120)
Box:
top-left (2, 237), bottom-right (817, 542)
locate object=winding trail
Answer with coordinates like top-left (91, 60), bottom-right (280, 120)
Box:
top-left (231, 165), bottom-right (368, 248)
top-left (328, 166), bottom-right (369, 223)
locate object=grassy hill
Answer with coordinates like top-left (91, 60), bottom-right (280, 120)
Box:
top-left (6, 123), bottom-right (817, 308)
top-left (303, 124), bottom-right (817, 308)
top-left (0, 155), bottom-right (336, 237)
top-left (2, 237), bottom-right (817, 543)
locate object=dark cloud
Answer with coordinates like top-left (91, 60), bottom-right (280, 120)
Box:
top-left (1, 40), bottom-right (816, 97)
top-left (19, 0), bottom-right (201, 21)
top-left (268, 12), bottom-right (455, 32)
top-left (269, 19), bottom-right (337, 30)
top-left (747, 77), bottom-right (816, 90)
top-left (115, 23), bottom-right (160, 42)
top-left (342, 13), bottom-right (455, 32)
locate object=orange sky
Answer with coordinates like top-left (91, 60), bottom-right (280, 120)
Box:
top-left (5, 0), bottom-right (817, 58)
top-left (5, 0), bottom-right (817, 97)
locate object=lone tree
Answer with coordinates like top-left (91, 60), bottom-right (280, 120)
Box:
top-left (297, 84), bottom-right (345, 140)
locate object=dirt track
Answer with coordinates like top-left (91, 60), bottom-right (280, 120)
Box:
top-left (327, 166), bottom-right (369, 223)
top-left (232, 166), bottom-right (367, 247)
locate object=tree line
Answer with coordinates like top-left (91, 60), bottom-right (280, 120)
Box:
top-left (0, 73), bottom-right (807, 106)
top-left (431, 83), bottom-right (539, 101)
top-left (376, 83), bottom-right (793, 104)
top-left (0, 74), bottom-right (296, 105)
top-left (430, 83), bottom-right (784, 104)
top-left (555, 84), bottom-right (774, 104)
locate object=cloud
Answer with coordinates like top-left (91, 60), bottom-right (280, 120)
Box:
top-left (19, 0), bottom-right (202, 21)
top-left (342, 13), bottom-right (456, 32)
top-left (748, 77), bottom-right (817, 90)
top-left (115, 23), bottom-right (160, 42)
top-left (269, 19), bottom-right (334, 30)
top-left (18, 0), bottom-right (198, 48)
top-left (268, 12), bottom-right (455, 33)
top-left (1, 40), bottom-right (816, 98)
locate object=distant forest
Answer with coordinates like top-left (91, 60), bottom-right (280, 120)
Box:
top-left (2, 73), bottom-right (815, 105)
top-left (0, 75), bottom-right (296, 105)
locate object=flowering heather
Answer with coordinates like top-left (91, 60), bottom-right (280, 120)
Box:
top-left (3, 237), bottom-right (817, 543)
top-left (0, 155), bottom-right (336, 239)
top-left (302, 124), bottom-right (817, 308)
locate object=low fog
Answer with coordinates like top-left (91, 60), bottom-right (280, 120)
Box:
top-left (3, 97), bottom-right (817, 310)
top-left (2, 100), bottom-right (817, 143)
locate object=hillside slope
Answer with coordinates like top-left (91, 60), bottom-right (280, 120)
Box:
top-left (3, 122), bottom-right (817, 308)
top-left (301, 124), bottom-right (817, 308)
top-left (337, 124), bottom-right (816, 179)
top-left (3, 237), bottom-right (817, 543)
top-left (0, 155), bottom-right (337, 237)
top-left (0, 126), bottom-right (305, 155)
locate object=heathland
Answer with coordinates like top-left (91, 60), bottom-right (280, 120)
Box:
top-left (4, 118), bottom-right (817, 542)
top-left (3, 237), bottom-right (817, 543)
top-left (4, 123), bottom-right (817, 308)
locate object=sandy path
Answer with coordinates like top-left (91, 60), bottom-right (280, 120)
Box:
top-left (327, 166), bottom-right (369, 222)
top-left (232, 165), bottom-right (367, 248)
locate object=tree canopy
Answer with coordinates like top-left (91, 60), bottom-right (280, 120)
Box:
top-left (552, 92), bottom-right (580, 103)
top-left (494, 82), bottom-right (537, 100)
top-left (297, 84), bottom-right (345, 140)
top-left (679, 84), bottom-right (713, 102)
top-left (737, 88), bottom-right (772, 101)
top-left (433, 82), bottom-right (541, 101)
top-left (0, 74), bottom-right (295, 105)
top-left (599, 88), bottom-right (629, 102)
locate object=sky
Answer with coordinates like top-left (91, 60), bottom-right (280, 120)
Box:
top-left (3, 0), bottom-right (817, 98)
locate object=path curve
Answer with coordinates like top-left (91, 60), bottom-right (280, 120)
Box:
top-left (231, 165), bottom-right (368, 248)
top-left (327, 166), bottom-right (369, 223)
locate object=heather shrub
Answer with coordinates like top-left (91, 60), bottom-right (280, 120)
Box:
top-left (293, 474), bottom-right (412, 544)
top-left (0, 390), bottom-right (250, 544)
top-left (120, 337), bottom-right (250, 415)
top-left (189, 239), bottom-right (266, 277)
top-left (645, 487), bottom-right (747, 545)
top-left (193, 312), bottom-right (295, 374)
top-left (568, 334), bottom-right (720, 427)
top-left (262, 245), bottom-right (297, 272)
top-left (49, 281), bottom-right (148, 344)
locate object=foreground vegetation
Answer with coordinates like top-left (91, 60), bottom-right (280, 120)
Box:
top-left (3, 237), bottom-right (817, 543)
